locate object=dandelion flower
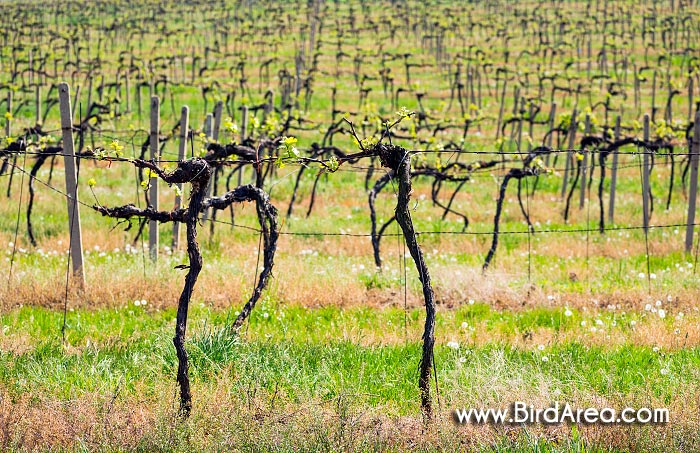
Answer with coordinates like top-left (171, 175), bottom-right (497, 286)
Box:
top-left (447, 341), bottom-right (459, 350)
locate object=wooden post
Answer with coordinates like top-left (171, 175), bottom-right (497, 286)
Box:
top-left (172, 106), bottom-right (189, 250)
top-left (201, 113), bottom-right (214, 221)
top-left (689, 77), bottom-right (694, 123)
top-left (561, 108), bottom-right (577, 199)
top-left (240, 105), bottom-right (248, 141)
top-left (5, 90), bottom-right (13, 194)
top-left (212, 100), bottom-right (223, 142)
top-left (137, 83), bottom-right (142, 119)
top-left (72, 85), bottom-right (80, 123)
top-left (586, 39), bottom-right (592, 80)
top-left (28, 49), bottom-right (33, 86)
top-left (149, 96), bottom-right (160, 261)
top-left (35, 85), bottom-right (41, 125)
top-left (495, 79), bottom-right (507, 140)
top-left (642, 114), bottom-right (651, 231)
top-left (608, 116), bottom-right (621, 224)
top-left (115, 74), bottom-right (121, 117)
top-left (579, 114), bottom-right (590, 209)
top-left (527, 101), bottom-right (535, 152)
top-left (206, 101), bottom-right (224, 231)
top-left (651, 71), bottom-right (657, 120)
top-left (58, 83), bottom-right (85, 286)
top-left (86, 76), bottom-right (93, 116)
top-left (5, 90), bottom-right (11, 136)
top-left (125, 72), bottom-right (131, 113)
top-left (545, 102), bottom-right (556, 166)
top-left (263, 90), bottom-right (274, 122)
top-left (685, 111), bottom-right (700, 252)
top-left (204, 112), bottom-right (213, 138)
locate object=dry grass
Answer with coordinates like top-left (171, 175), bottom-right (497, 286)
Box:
top-left (0, 377), bottom-right (697, 453)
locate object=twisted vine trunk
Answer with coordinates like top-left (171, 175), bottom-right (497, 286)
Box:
top-left (378, 144), bottom-right (436, 420)
top-left (369, 171), bottom-right (393, 268)
top-left (93, 157), bottom-right (279, 415)
top-left (174, 160), bottom-right (211, 416)
top-left (204, 186), bottom-right (279, 330)
top-left (28, 150), bottom-right (59, 246)
top-left (483, 173), bottom-right (512, 270)
top-left (598, 152), bottom-right (608, 233)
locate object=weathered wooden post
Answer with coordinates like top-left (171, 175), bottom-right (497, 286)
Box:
top-left (238, 105), bottom-right (249, 186)
top-left (608, 116), bottom-right (621, 224)
top-left (204, 102), bottom-right (223, 215)
top-left (240, 105), bottom-right (249, 142)
top-left (212, 101), bottom-right (223, 142)
top-left (149, 96), bottom-right (160, 261)
top-left (72, 85), bottom-right (80, 123)
top-left (136, 82), bottom-right (142, 119)
top-left (642, 114), bottom-right (651, 231)
top-left (527, 101), bottom-right (535, 152)
top-left (579, 114), bottom-right (591, 209)
top-left (28, 49), bottom-right (33, 86)
top-left (35, 85), bottom-right (41, 125)
top-left (495, 79), bottom-right (507, 140)
top-left (125, 72), bottom-right (131, 113)
top-left (685, 111), bottom-right (700, 252)
top-left (58, 83), bottom-right (85, 287)
top-left (545, 102), bottom-right (556, 166)
top-left (208, 101), bottom-right (224, 229)
top-left (204, 112), bottom-right (213, 138)
top-left (263, 90), bottom-right (274, 122)
top-left (561, 108), bottom-right (577, 199)
top-left (688, 77), bottom-right (694, 123)
top-left (5, 90), bottom-right (11, 136)
top-left (172, 106), bottom-right (189, 250)
top-left (200, 113), bottom-right (214, 221)
top-left (87, 76), bottom-right (93, 115)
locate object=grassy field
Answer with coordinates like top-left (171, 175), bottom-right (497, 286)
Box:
top-left (1, 303), bottom-right (699, 451)
top-left (2, 0), bottom-right (700, 451)
top-left (2, 159), bottom-right (700, 451)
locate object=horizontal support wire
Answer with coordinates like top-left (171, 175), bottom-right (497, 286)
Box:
top-left (6, 158), bottom-right (696, 241)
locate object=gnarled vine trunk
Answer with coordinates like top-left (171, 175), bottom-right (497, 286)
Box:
top-left (94, 158), bottom-right (279, 416)
top-left (378, 144), bottom-right (437, 420)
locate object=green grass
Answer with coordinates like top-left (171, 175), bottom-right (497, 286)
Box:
top-left (2, 0), bottom-right (699, 450)
top-left (0, 304), bottom-right (695, 405)
top-left (0, 304), bottom-right (697, 451)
